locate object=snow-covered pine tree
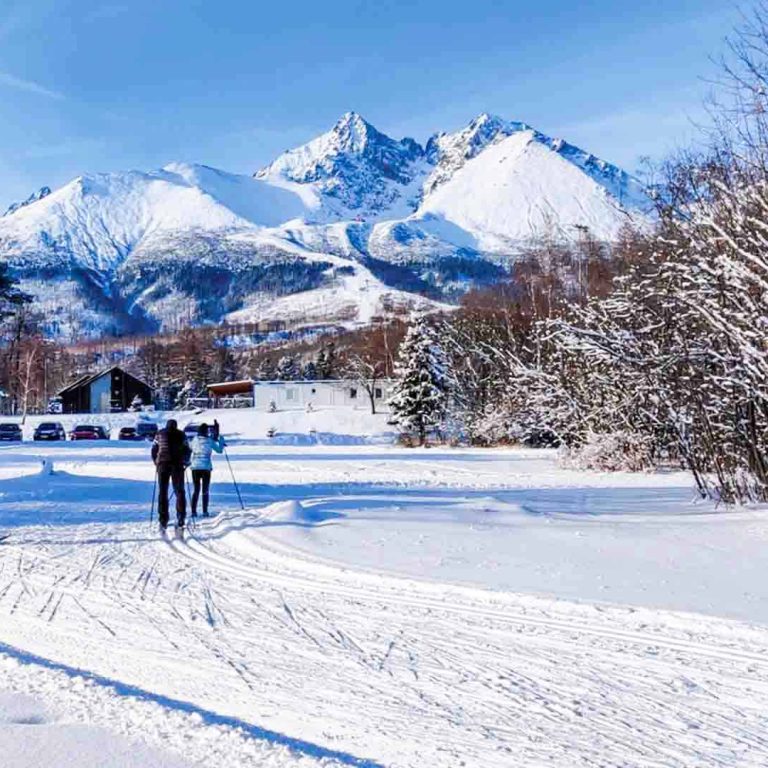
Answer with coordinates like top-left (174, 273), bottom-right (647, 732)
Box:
top-left (276, 355), bottom-right (299, 381)
top-left (255, 357), bottom-right (276, 381)
top-left (315, 343), bottom-right (337, 379)
top-left (389, 318), bottom-right (449, 446)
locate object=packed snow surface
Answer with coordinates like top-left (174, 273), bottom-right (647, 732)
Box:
top-left (1, 408), bottom-right (767, 766)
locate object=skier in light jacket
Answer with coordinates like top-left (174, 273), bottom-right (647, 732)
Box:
top-left (189, 422), bottom-right (225, 518)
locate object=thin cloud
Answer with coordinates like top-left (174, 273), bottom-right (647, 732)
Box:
top-left (0, 71), bottom-right (64, 100)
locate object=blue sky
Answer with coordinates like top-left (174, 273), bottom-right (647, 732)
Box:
top-left (0, 0), bottom-right (742, 209)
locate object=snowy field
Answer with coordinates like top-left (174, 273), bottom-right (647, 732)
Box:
top-left (1, 409), bottom-right (768, 766)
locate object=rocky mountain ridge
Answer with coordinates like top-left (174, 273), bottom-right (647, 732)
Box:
top-left (0, 112), bottom-right (650, 339)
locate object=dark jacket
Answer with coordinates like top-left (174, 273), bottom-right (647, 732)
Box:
top-left (152, 427), bottom-right (191, 467)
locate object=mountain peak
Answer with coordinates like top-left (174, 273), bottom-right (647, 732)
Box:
top-left (329, 111), bottom-right (378, 152)
top-left (468, 112), bottom-right (509, 129)
top-left (337, 110), bottom-right (365, 124)
top-left (4, 186), bottom-right (52, 217)
top-left (423, 114), bottom-right (530, 192)
top-left (256, 113), bottom-right (425, 214)
top-left (334, 110), bottom-right (369, 131)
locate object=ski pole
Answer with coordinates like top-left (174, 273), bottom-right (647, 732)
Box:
top-left (150, 468), bottom-right (157, 525)
top-left (223, 446), bottom-right (245, 510)
top-left (185, 468), bottom-right (195, 524)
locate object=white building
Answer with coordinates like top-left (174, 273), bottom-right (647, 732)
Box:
top-left (252, 379), bottom-right (396, 412)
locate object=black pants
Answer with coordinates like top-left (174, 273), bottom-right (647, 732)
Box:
top-left (157, 464), bottom-right (186, 528)
top-left (191, 469), bottom-right (211, 517)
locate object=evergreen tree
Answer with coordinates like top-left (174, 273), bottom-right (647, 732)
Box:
top-left (255, 357), bottom-right (276, 381)
top-left (276, 355), bottom-right (299, 381)
top-left (315, 350), bottom-right (328, 379)
top-left (0, 262), bottom-right (31, 319)
top-left (316, 342), bottom-right (337, 379)
top-left (389, 319), bottom-right (449, 446)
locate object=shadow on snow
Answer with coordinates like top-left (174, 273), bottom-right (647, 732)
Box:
top-left (0, 467), bottom-right (709, 532)
top-left (0, 640), bottom-right (385, 768)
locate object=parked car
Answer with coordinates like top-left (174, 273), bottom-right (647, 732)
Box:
top-left (33, 422), bottom-right (66, 441)
top-left (0, 423), bottom-right (22, 442)
top-left (118, 426), bottom-right (144, 441)
top-left (69, 424), bottom-right (109, 441)
top-left (135, 421), bottom-right (158, 441)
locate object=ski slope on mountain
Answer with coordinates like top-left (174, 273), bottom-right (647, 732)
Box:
top-left (0, 425), bottom-right (767, 767)
top-left (223, 235), bottom-right (450, 326)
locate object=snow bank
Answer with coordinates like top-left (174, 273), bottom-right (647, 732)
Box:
top-left (0, 686), bottom-right (189, 768)
top-left (261, 500), bottom-right (345, 525)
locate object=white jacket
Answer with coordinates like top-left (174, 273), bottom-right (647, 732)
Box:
top-left (189, 435), bottom-right (224, 471)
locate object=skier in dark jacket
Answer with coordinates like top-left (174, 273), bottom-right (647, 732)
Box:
top-left (151, 419), bottom-right (191, 532)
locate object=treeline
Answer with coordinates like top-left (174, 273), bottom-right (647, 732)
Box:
top-left (0, 270), bottom-right (77, 419)
top-left (388, 232), bottom-right (643, 447)
top-left (0, 281), bottom-right (409, 415)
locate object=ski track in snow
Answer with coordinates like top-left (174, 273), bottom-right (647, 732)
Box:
top-left (1, 435), bottom-right (768, 766)
top-left (0, 511), bottom-right (768, 767)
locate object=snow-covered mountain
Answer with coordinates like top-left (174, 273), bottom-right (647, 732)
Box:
top-left (257, 112), bottom-right (427, 219)
top-left (423, 113), bottom-right (645, 208)
top-left (0, 112), bottom-right (650, 339)
top-left (4, 186), bottom-right (52, 217)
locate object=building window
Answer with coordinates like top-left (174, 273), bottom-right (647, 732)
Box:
top-left (349, 388), bottom-right (357, 399)
top-left (374, 388), bottom-right (383, 399)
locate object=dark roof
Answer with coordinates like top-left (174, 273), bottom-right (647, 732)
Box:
top-left (57, 372), bottom-right (96, 395)
top-left (57, 366), bottom-right (151, 395)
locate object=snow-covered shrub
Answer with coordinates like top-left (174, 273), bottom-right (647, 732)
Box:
top-left (561, 431), bottom-right (656, 472)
